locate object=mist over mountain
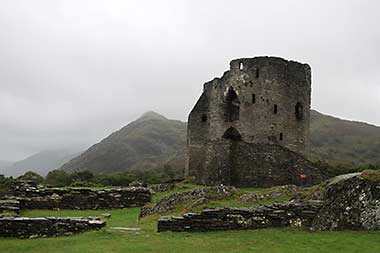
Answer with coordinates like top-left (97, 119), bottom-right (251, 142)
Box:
top-left (60, 110), bottom-right (380, 174)
top-left (0, 160), bottom-right (13, 172)
top-left (60, 111), bottom-right (186, 174)
top-left (2, 150), bottom-right (82, 177)
top-left (3, 109), bottom-right (378, 177)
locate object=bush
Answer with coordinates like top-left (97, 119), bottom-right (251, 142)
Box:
top-left (3, 165), bottom-right (185, 190)
top-left (69, 181), bottom-right (101, 188)
top-left (46, 170), bottom-right (72, 187)
top-left (70, 171), bottom-right (94, 182)
top-left (17, 171), bottom-right (44, 184)
top-left (0, 175), bottom-right (14, 197)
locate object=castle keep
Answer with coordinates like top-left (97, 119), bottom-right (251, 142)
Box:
top-left (186, 56), bottom-right (324, 187)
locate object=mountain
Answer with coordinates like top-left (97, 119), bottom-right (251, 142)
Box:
top-left (310, 110), bottom-right (380, 165)
top-left (60, 111), bottom-right (187, 174)
top-left (3, 150), bottom-right (82, 177)
top-left (0, 160), bottom-right (13, 173)
top-left (61, 110), bottom-right (380, 174)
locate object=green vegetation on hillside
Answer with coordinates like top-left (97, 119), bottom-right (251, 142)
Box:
top-left (310, 110), bottom-right (380, 166)
top-left (56, 110), bottom-right (380, 177)
top-left (60, 112), bottom-right (186, 174)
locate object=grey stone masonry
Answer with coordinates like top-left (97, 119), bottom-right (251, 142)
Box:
top-left (0, 199), bottom-right (20, 214)
top-left (11, 185), bottom-right (151, 210)
top-left (186, 56), bottom-right (325, 187)
top-left (0, 217), bottom-right (105, 238)
top-left (158, 201), bottom-right (322, 232)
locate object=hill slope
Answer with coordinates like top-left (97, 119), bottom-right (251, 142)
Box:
top-left (60, 112), bottom-right (187, 174)
top-left (61, 110), bottom-right (380, 174)
top-left (3, 150), bottom-right (81, 177)
top-left (310, 110), bottom-right (380, 165)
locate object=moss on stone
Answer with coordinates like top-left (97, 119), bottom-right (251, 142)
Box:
top-left (361, 170), bottom-right (380, 183)
top-left (297, 182), bottom-right (327, 201)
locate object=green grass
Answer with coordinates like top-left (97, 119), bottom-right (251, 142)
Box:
top-left (151, 183), bottom-right (204, 203)
top-left (361, 170), bottom-right (380, 183)
top-left (0, 208), bottom-right (379, 253)
top-left (1, 184), bottom-right (380, 253)
top-left (150, 184), bottom-right (296, 214)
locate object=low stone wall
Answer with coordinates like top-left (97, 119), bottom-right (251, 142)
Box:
top-left (0, 217), bottom-right (105, 238)
top-left (0, 200), bottom-right (20, 214)
top-left (16, 187), bottom-right (151, 210)
top-left (158, 201), bottom-right (322, 232)
top-left (149, 183), bottom-right (176, 193)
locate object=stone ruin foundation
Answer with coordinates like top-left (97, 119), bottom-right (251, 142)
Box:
top-left (0, 217), bottom-right (105, 239)
top-left (158, 171), bottom-right (380, 232)
top-left (5, 181), bottom-right (152, 210)
top-left (158, 202), bottom-right (322, 232)
top-left (0, 181), bottom-right (152, 238)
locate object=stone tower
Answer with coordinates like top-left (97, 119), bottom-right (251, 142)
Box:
top-left (186, 56), bottom-right (324, 187)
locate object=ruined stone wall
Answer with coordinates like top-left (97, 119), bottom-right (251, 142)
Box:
top-left (13, 187), bottom-right (151, 210)
top-left (158, 202), bottom-right (322, 232)
top-left (0, 217), bottom-right (105, 238)
top-left (188, 57), bottom-right (311, 154)
top-left (0, 199), bottom-right (20, 214)
top-left (186, 56), bottom-right (314, 186)
top-left (198, 141), bottom-right (325, 187)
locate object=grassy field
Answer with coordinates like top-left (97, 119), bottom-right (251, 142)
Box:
top-left (1, 208), bottom-right (380, 253)
top-left (1, 185), bottom-right (380, 253)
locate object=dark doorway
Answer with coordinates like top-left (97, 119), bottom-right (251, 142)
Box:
top-left (223, 127), bottom-right (242, 141)
top-left (224, 87), bottom-right (240, 122)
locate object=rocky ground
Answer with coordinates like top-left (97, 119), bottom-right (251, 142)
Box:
top-left (153, 170), bottom-right (380, 232)
top-left (312, 171), bottom-right (380, 230)
top-left (1, 171), bottom-right (380, 240)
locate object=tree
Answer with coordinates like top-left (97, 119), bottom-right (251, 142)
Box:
top-left (45, 170), bottom-right (72, 187)
top-left (70, 170), bottom-right (94, 183)
top-left (17, 171), bottom-right (44, 184)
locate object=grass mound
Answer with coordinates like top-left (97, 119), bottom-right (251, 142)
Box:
top-left (361, 170), bottom-right (380, 183)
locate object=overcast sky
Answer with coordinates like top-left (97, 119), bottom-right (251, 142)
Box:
top-left (0, 0), bottom-right (379, 161)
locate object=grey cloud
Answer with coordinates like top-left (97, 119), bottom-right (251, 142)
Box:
top-left (0, 0), bottom-right (379, 160)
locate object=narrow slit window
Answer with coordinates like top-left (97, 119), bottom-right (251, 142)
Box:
top-left (239, 62), bottom-right (244, 70)
top-left (256, 68), bottom-right (259, 78)
top-left (201, 114), bottom-right (207, 122)
top-left (274, 104), bottom-right (278, 114)
top-left (252, 94), bottom-right (256, 104)
top-left (280, 133), bottom-right (283, 141)
top-left (295, 102), bottom-right (304, 120)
